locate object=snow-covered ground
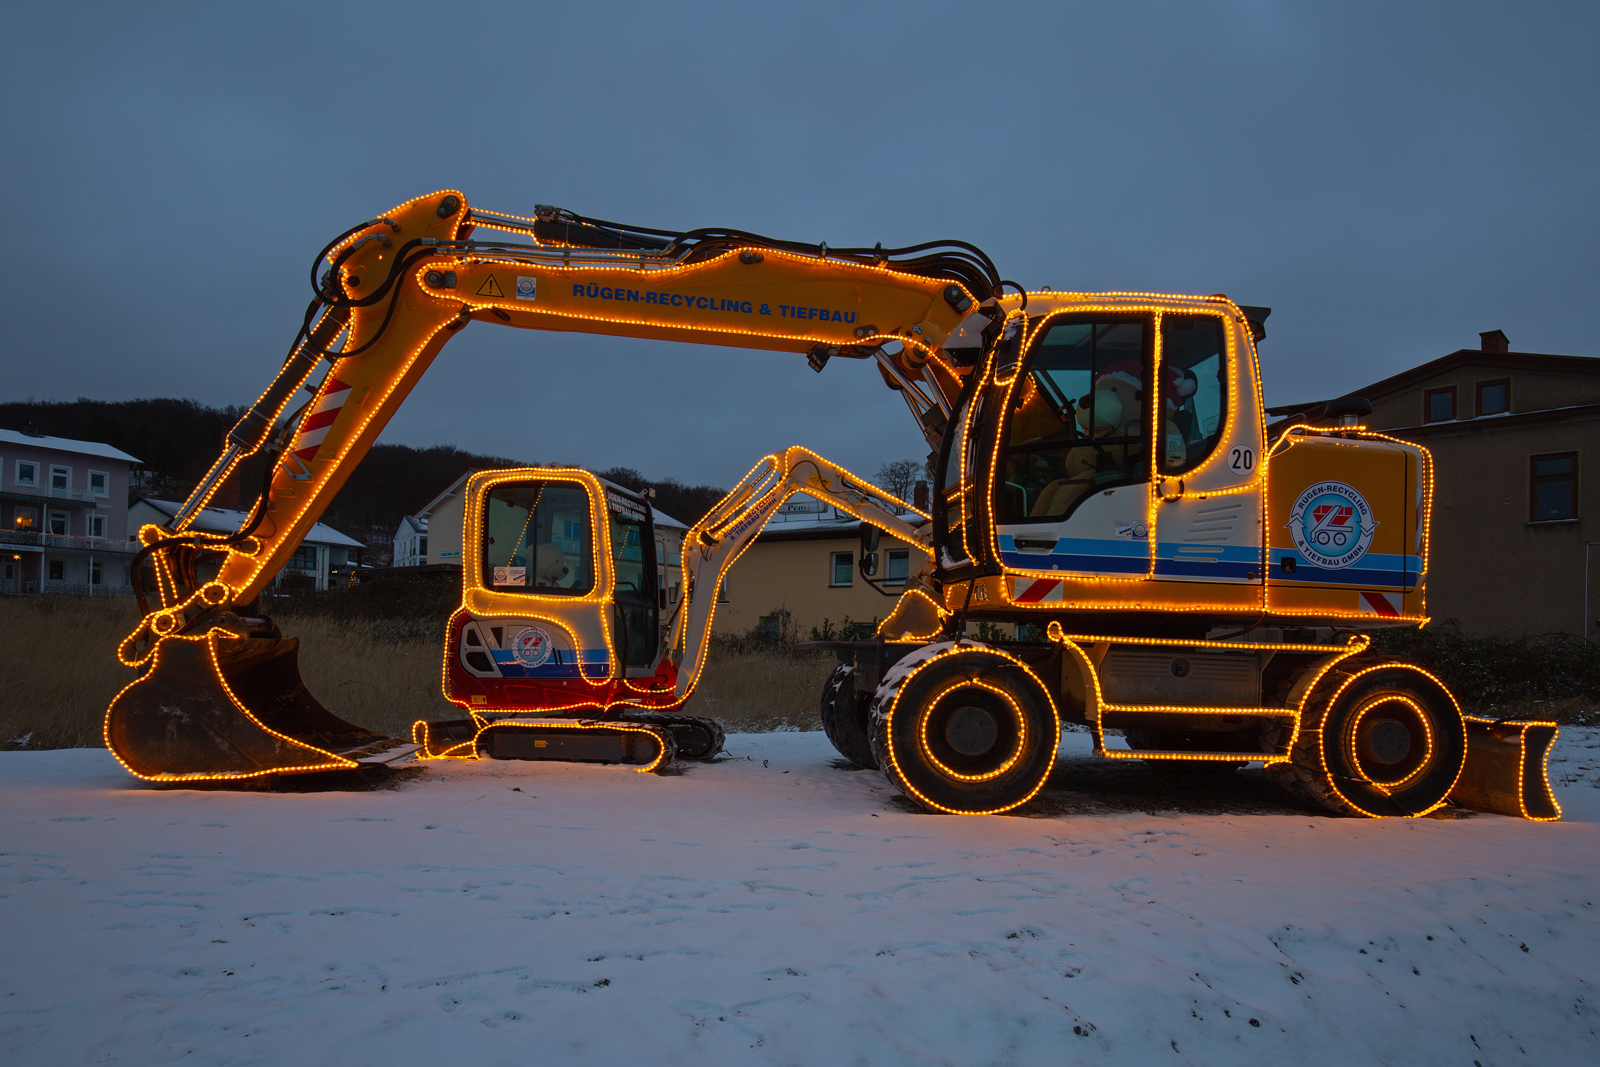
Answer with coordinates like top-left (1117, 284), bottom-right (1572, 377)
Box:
top-left (3, 729), bottom-right (1598, 1066)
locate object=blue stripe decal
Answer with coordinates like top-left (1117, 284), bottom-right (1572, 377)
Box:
top-left (998, 537), bottom-right (1421, 590)
top-left (1269, 549), bottom-right (1415, 589)
top-left (490, 648), bottom-right (609, 679)
top-left (1000, 550), bottom-right (1149, 574)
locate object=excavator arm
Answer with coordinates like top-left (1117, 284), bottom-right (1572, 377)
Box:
top-left (668, 445), bottom-right (932, 702)
top-left (109, 190), bottom-right (999, 780)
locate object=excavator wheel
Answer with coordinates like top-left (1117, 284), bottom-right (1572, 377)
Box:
top-left (1272, 660), bottom-right (1467, 818)
top-left (869, 642), bottom-right (1059, 815)
top-left (819, 663), bottom-right (877, 769)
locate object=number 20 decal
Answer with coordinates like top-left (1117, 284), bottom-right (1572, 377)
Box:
top-left (1228, 447), bottom-right (1255, 477)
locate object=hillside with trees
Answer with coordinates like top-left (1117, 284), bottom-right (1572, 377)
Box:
top-left (0, 398), bottom-right (728, 565)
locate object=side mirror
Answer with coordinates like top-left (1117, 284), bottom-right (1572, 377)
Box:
top-left (859, 522), bottom-right (880, 578)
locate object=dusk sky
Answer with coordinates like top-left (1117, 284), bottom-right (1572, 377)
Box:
top-left (3, 1), bottom-right (1595, 486)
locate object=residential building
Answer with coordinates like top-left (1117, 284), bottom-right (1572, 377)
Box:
top-left (393, 514), bottom-right (428, 568)
top-left (394, 472), bottom-right (691, 607)
top-left (1269, 331), bottom-right (1599, 639)
top-left (129, 499), bottom-right (365, 592)
top-left (0, 427), bottom-right (140, 594)
top-left (712, 493), bottom-right (930, 639)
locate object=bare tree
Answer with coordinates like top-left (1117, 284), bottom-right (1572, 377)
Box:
top-left (874, 458), bottom-right (922, 503)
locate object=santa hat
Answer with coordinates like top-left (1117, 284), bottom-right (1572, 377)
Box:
top-left (1095, 361), bottom-right (1143, 392)
top-left (1163, 365), bottom-right (1198, 399)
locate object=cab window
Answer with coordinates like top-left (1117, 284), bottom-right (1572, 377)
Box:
top-left (998, 319), bottom-right (1148, 524)
top-left (482, 481), bottom-right (594, 595)
top-left (1159, 315), bottom-right (1227, 474)
top-left (608, 499), bottom-right (658, 669)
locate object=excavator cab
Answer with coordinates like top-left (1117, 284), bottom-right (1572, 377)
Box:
top-left (443, 469), bottom-right (678, 712)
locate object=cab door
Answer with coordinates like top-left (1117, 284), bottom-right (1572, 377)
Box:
top-left (1149, 312), bottom-right (1265, 588)
top-left (994, 315), bottom-right (1155, 579)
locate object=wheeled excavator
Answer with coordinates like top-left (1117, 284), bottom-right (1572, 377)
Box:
top-left (107, 190), bottom-right (1560, 822)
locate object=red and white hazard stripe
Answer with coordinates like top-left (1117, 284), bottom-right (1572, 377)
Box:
top-left (1010, 577), bottom-right (1064, 604)
top-left (1358, 591), bottom-right (1400, 616)
top-left (289, 377), bottom-right (353, 463)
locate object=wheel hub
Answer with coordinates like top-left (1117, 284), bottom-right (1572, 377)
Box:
top-left (1366, 718), bottom-right (1412, 764)
top-left (945, 706), bottom-right (998, 756)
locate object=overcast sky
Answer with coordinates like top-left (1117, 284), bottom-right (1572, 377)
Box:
top-left (2, 1), bottom-right (1595, 486)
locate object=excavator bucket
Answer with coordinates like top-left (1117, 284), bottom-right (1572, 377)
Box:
top-left (1448, 717), bottom-right (1561, 821)
top-left (106, 627), bottom-right (417, 782)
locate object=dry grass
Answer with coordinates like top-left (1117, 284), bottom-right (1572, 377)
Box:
top-left (681, 648), bottom-right (835, 732)
top-left (0, 596), bottom-right (142, 748)
top-left (0, 596), bottom-right (836, 749)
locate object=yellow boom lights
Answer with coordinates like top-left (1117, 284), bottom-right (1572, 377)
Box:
top-left (102, 190), bottom-right (1559, 823)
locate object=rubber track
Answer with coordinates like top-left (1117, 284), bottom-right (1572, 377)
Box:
top-left (619, 713), bottom-right (725, 761)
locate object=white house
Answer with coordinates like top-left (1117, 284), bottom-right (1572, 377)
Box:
top-left (392, 514), bottom-right (428, 567)
top-left (129, 498), bottom-right (365, 592)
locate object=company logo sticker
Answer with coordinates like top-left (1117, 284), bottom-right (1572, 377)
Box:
top-left (510, 626), bottom-right (554, 668)
top-left (1287, 481), bottom-right (1378, 570)
top-left (515, 276), bottom-right (537, 301)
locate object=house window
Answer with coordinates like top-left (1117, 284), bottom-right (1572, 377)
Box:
top-left (88, 513), bottom-right (106, 539)
top-left (831, 551), bottom-right (854, 586)
top-left (49, 466), bottom-right (70, 495)
top-left (418, 536), bottom-right (427, 556)
top-left (1476, 379), bottom-right (1510, 417)
top-left (47, 511), bottom-right (68, 535)
top-left (15, 461), bottom-right (36, 487)
top-left (48, 560), bottom-right (64, 581)
top-left (90, 561), bottom-right (102, 586)
top-left (1530, 452), bottom-right (1578, 522)
top-left (288, 545), bottom-right (319, 572)
top-left (14, 507), bottom-right (36, 530)
top-left (1423, 388), bottom-right (1455, 423)
top-left (886, 549), bottom-right (911, 585)
top-left (88, 470), bottom-right (108, 496)
top-left (718, 577), bottom-right (729, 603)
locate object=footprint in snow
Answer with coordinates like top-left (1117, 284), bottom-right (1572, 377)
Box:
top-left (435, 990), bottom-right (529, 1029)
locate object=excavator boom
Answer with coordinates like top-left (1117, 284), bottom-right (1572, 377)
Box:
top-left (109, 190), bottom-right (991, 781)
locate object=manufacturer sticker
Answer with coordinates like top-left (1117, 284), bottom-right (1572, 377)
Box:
top-left (493, 566), bottom-right (526, 586)
top-left (1114, 520), bottom-right (1149, 540)
top-left (1287, 481), bottom-right (1377, 570)
top-left (515, 276), bottom-right (537, 301)
top-left (509, 625), bottom-right (554, 668)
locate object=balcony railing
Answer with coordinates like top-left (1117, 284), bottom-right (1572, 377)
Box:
top-left (1, 484), bottom-right (106, 504)
top-left (0, 529), bottom-right (136, 554)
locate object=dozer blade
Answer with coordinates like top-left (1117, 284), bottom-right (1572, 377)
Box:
top-left (106, 630), bottom-right (410, 782)
top-left (1448, 717), bottom-right (1561, 821)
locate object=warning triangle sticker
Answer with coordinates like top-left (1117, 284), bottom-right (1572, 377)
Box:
top-left (475, 275), bottom-right (504, 298)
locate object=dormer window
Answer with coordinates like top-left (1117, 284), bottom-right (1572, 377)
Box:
top-left (1476, 379), bottom-right (1510, 417)
top-left (1424, 388), bottom-right (1456, 423)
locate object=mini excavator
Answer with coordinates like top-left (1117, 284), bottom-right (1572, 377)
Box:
top-left (107, 190), bottom-right (1559, 823)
